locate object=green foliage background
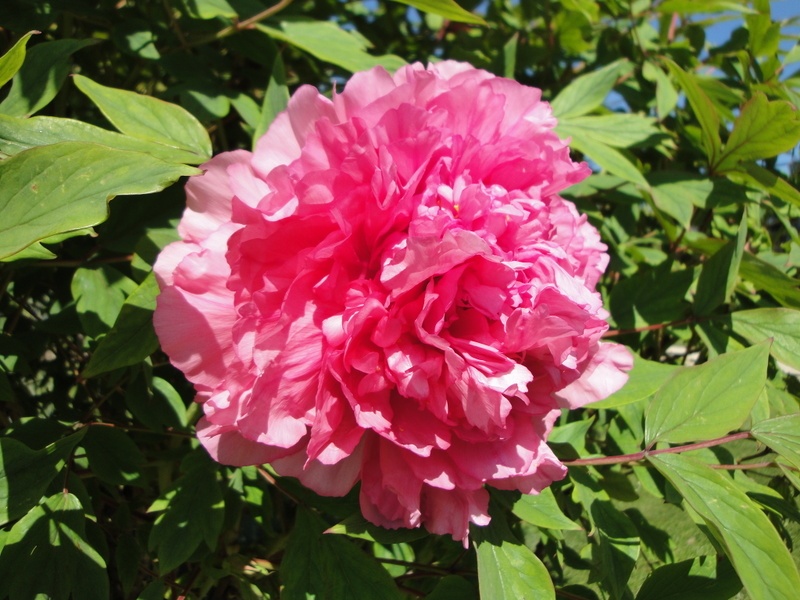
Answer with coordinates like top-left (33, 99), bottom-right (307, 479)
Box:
top-left (1, 0), bottom-right (800, 598)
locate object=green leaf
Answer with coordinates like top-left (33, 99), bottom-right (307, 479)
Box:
top-left (229, 92), bottom-right (261, 131)
top-left (180, 0), bottom-right (238, 19)
top-left (389, 0), bottom-right (486, 24)
top-left (71, 266), bottom-right (137, 338)
top-left (557, 114), bottom-right (661, 148)
top-left (643, 61), bottom-right (678, 120)
top-left (649, 178), bottom-right (696, 227)
top-left (656, 0), bottom-right (756, 14)
top-left (645, 342), bottom-right (770, 445)
top-left (123, 371), bottom-right (186, 431)
top-left (474, 510), bottom-right (555, 599)
top-left (82, 273), bottom-right (160, 378)
top-left (0, 113), bottom-right (207, 163)
top-left (326, 513), bottom-right (428, 545)
top-left (729, 308), bottom-right (800, 372)
top-left (258, 20), bottom-right (407, 74)
top-left (511, 487), bottom-right (581, 530)
top-left (694, 211), bottom-right (747, 315)
top-left (648, 453), bottom-right (800, 600)
top-left (114, 532), bottom-right (142, 596)
top-left (739, 253), bottom-right (800, 308)
top-left (664, 59), bottom-right (722, 165)
top-left (715, 93), bottom-right (800, 172)
top-left (0, 39), bottom-right (96, 117)
top-left (253, 54), bottom-right (289, 148)
top-left (609, 262), bottom-right (693, 329)
top-left (73, 74), bottom-right (212, 159)
top-left (0, 142), bottom-right (198, 260)
top-left (151, 377), bottom-right (188, 427)
top-left (751, 414), bottom-right (800, 468)
top-left (427, 576), bottom-right (479, 600)
top-left (549, 418), bottom-right (594, 456)
top-left (282, 507), bottom-right (402, 600)
top-left (0, 31), bottom-right (36, 90)
top-left (148, 453), bottom-right (224, 574)
top-left (0, 430), bottom-right (85, 526)
top-left (111, 19), bottom-right (161, 60)
top-left (0, 492), bottom-right (108, 600)
top-left (589, 354), bottom-right (679, 409)
top-left (1, 227), bottom-right (95, 262)
top-left (503, 33), bottom-right (518, 79)
top-left (733, 162), bottom-right (800, 208)
top-left (551, 60), bottom-right (628, 119)
top-left (591, 501), bottom-right (639, 599)
top-left (568, 134), bottom-right (649, 187)
top-left (746, 11), bottom-right (781, 58)
top-left (635, 557), bottom-right (741, 600)
top-left (82, 426), bottom-right (145, 486)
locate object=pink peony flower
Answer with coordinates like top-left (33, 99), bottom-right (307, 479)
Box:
top-left (153, 61), bottom-right (632, 545)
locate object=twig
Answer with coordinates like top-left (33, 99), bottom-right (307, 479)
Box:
top-left (188, 0), bottom-right (295, 47)
top-left (564, 431), bottom-right (751, 467)
top-left (603, 316), bottom-right (699, 338)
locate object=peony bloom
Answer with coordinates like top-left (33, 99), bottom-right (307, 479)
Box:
top-left (153, 61), bottom-right (632, 545)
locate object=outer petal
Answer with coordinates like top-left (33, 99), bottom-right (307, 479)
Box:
top-left (554, 342), bottom-right (634, 409)
top-left (196, 418), bottom-right (298, 466)
top-left (421, 486), bottom-right (490, 547)
top-left (179, 150), bottom-right (251, 243)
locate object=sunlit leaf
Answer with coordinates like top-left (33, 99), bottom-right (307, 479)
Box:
top-left (649, 453), bottom-right (800, 600)
top-left (389, 0), bottom-right (485, 24)
top-left (0, 492), bottom-right (108, 600)
top-left (73, 74), bottom-right (212, 159)
top-left (0, 142), bottom-right (198, 260)
top-left (82, 273), bottom-right (160, 378)
top-left (729, 308), bottom-right (800, 372)
top-left (557, 113), bottom-right (661, 148)
top-left (733, 162), bottom-right (800, 208)
top-left (645, 342), bottom-right (770, 445)
top-left (551, 59), bottom-right (628, 119)
top-left (715, 93), bottom-right (800, 172)
top-left (752, 415), bottom-right (800, 469)
top-left (0, 114), bottom-right (206, 163)
top-left (0, 431), bottom-right (85, 526)
top-left (258, 20), bottom-right (407, 74)
top-left (0, 31), bottom-right (36, 89)
top-left (474, 510), bottom-right (555, 600)
top-left (568, 134), bottom-right (648, 187)
top-left (664, 59), bottom-right (722, 165)
top-left (589, 355), bottom-right (678, 409)
top-left (0, 39), bottom-right (95, 117)
top-left (656, 0), bottom-right (756, 14)
top-left (694, 212), bottom-right (747, 315)
top-left (511, 487), bottom-right (581, 530)
top-left (71, 265), bottom-right (137, 338)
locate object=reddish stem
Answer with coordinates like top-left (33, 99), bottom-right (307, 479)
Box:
top-left (564, 431), bottom-right (751, 467)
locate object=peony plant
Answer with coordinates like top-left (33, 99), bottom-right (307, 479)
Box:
top-left (153, 61), bottom-right (632, 544)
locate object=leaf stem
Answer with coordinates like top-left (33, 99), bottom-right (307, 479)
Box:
top-left (564, 431), bottom-right (751, 467)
